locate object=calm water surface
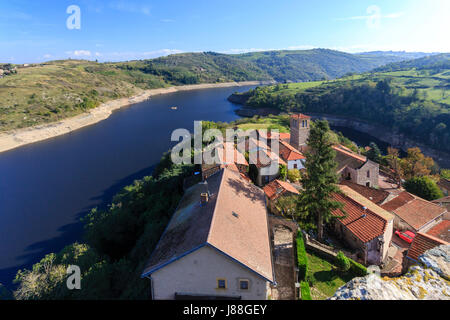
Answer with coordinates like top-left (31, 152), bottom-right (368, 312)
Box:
top-left (0, 85), bottom-right (253, 287)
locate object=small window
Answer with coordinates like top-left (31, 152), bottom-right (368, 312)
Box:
top-left (293, 163), bottom-right (298, 169)
top-left (239, 279), bottom-right (249, 290)
top-left (366, 182), bottom-right (371, 187)
top-left (367, 171), bottom-right (370, 178)
top-left (217, 279), bottom-right (226, 289)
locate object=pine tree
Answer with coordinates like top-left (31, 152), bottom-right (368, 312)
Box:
top-left (366, 142), bottom-right (382, 163)
top-left (297, 120), bottom-right (343, 242)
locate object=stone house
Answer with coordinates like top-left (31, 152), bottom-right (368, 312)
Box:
top-left (381, 191), bottom-right (447, 234)
top-left (331, 185), bottom-right (394, 266)
top-left (279, 140), bottom-right (305, 170)
top-left (289, 113), bottom-right (310, 153)
top-left (432, 196), bottom-right (450, 218)
top-left (141, 168), bottom-right (275, 300)
top-left (333, 145), bottom-right (379, 188)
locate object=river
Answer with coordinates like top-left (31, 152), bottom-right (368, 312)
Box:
top-left (0, 85), bottom-right (392, 289)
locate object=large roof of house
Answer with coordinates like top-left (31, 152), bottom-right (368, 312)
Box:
top-left (437, 178), bottom-right (450, 190)
top-left (279, 132), bottom-right (291, 144)
top-left (202, 141), bottom-right (248, 167)
top-left (332, 145), bottom-right (367, 171)
top-left (426, 220), bottom-right (450, 243)
top-left (339, 180), bottom-right (390, 205)
top-left (279, 140), bottom-right (305, 161)
top-left (263, 179), bottom-right (299, 201)
top-left (381, 191), bottom-right (446, 230)
top-left (141, 168), bottom-right (274, 282)
top-left (331, 185), bottom-right (392, 243)
top-left (406, 232), bottom-right (448, 262)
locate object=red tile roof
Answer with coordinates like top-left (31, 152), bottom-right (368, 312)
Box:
top-left (381, 191), bottom-right (446, 230)
top-left (290, 113), bottom-right (310, 120)
top-left (279, 140), bottom-right (305, 161)
top-left (406, 232), bottom-right (448, 262)
top-left (426, 220), bottom-right (450, 243)
top-left (279, 132), bottom-right (291, 144)
top-left (332, 191), bottom-right (388, 243)
top-left (263, 179), bottom-right (299, 201)
top-left (340, 180), bottom-right (390, 205)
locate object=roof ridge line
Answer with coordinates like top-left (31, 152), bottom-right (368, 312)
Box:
top-left (205, 168), bottom-right (227, 243)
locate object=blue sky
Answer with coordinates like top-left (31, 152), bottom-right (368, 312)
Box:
top-left (1, 0), bottom-right (449, 63)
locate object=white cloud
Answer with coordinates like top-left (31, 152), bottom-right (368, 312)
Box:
top-left (109, 1), bottom-right (151, 16)
top-left (95, 52), bottom-right (102, 57)
top-left (65, 50), bottom-right (92, 57)
top-left (43, 54), bottom-right (52, 58)
top-left (160, 19), bottom-right (175, 23)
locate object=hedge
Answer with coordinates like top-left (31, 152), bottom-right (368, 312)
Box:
top-left (335, 251), bottom-right (350, 272)
top-left (296, 233), bottom-right (308, 280)
top-left (300, 281), bottom-right (312, 300)
top-left (349, 258), bottom-right (367, 276)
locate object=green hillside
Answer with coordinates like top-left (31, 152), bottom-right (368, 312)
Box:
top-left (0, 49), bottom-right (431, 132)
top-left (234, 54), bottom-right (450, 153)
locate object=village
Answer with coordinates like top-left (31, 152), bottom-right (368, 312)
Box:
top-left (140, 113), bottom-right (450, 300)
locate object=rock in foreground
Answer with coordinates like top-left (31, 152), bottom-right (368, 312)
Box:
top-left (330, 245), bottom-right (450, 300)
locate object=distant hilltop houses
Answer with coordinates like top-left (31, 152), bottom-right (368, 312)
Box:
top-left (141, 113), bottom-right (449, 300)
top-left (0, 64), bottom-right (18, 78)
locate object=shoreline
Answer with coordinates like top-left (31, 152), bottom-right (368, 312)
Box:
top-left (0, 81), bottom-right (271, 154)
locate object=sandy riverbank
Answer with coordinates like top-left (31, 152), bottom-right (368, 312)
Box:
top-left (0, 81), bottom-right (270, 154)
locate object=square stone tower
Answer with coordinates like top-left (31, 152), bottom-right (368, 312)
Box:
top-left (290, 114), bottom-right (311, 151)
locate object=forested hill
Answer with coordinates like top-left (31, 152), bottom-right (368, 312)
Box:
top-left (233, 49), bottom-right (427, 82)
top-left (0, 49), bottom-right (435, 132)
top-left (373, 53), bottom-right (450, 72)
top-left (231, 54), bottom-right (450, 154)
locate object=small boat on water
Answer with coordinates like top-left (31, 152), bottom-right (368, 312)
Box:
top-left (171, 106), bottom-right (178, 110)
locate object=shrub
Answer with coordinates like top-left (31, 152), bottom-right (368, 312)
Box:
top-left (300, 281), bottom-right (312, 300)
top-left (296, 233), bottom-right (308, 281)
top-left (335, 251), bottom-right (350, 272)
top-left (404, 176), bottom-right (443, 201)
top-left (287, 169), bottom-right (300, 182)
top-left (349, 259), bottom-right (368, 276)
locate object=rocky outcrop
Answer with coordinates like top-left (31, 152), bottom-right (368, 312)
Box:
top-left (330, 245), bottom-right (450, 300)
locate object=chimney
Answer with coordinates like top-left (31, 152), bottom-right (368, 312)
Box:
top-left (200, 192), bottom-right (209, 206)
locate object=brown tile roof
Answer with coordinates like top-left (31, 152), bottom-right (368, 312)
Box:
top-left (406, 232), bottom-right (448, 262)
top-left (381, 191), bottom-right (446, 230)
top-left (381, 191), bottom-right (415, 211)
top-left (426, 220), bottom-right (450, 243)
top-left (279, 141), bottom-right (305, 161)
top-left (141, 168), bottom-right (274, 282)
top-left (290, 113), bottom-right (311, 120)
top-left (202, 141), bottom-right (248, 166)
top-left (432, 195), bottom-right (450, 203)
top-left (263, 179), bottom-right (299, 201)
top-left (340, 180), bottom-right (390, 205)
top-left (332, 186), bottom-right (390, 243)
top-left (437, 178), bottom-right (450, 191)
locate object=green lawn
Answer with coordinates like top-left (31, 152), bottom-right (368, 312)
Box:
top-left (306, 251), bottom-right (356, 300)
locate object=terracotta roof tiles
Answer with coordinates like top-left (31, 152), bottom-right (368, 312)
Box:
top-left (406, 232), bottom-right (448, 262)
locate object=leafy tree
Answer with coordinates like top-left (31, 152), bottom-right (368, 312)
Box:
top-left (287, 168), bottom-right (300, 182)
top-left (404, 176), bottom-right (444, 201)
top-left (274, 195), bottom-right (297, 218)
top-left (297, 120), bottom-right (343, 242)
top-left (366, 142), bottom-right (382, 163)
top-left (386, 147), bottom-right (403, 187)
top-left (441, 169), bottom-right (450, 180)
top-left (401, 147), bottom-right (435, 179)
